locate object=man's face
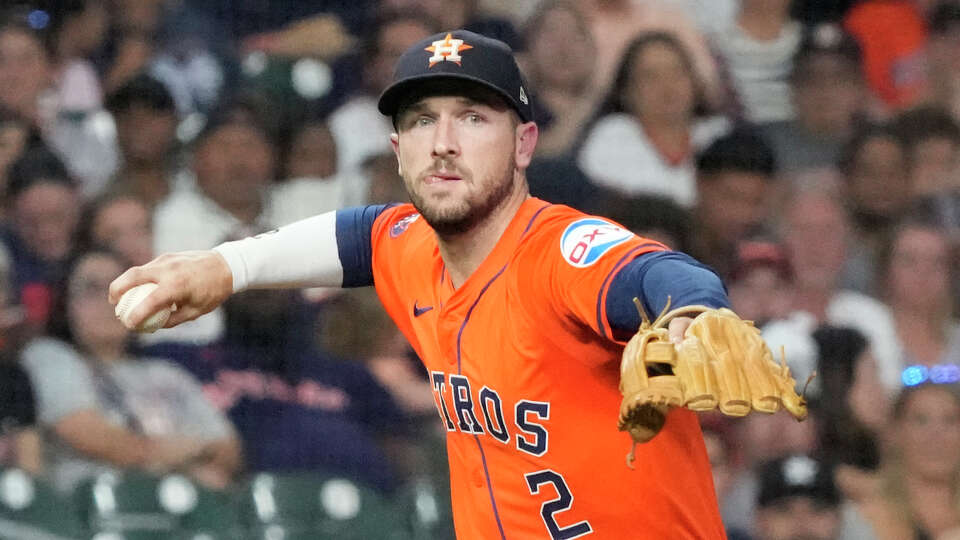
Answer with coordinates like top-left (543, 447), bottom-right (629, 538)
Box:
top-left (391, 94), bottom-right (533, 235)
top-left (194, 123), bottom-right (275, 213)
top-left (848, 136), bottom-right (908, 217)
top-left (13, 181), bottom-right (79, 263)
top-left (755, 497), bottom-right (841, 540)
top-left (793, 55), bottom-right (864, 136)
top-left (0, 28), bottom-right (51, 117)
top-left (697, 171), bottom-right (770, 246)
top-left (784, 193), bottom-right (849, 291)
top-left (116, 104), bottom-right (177, 164)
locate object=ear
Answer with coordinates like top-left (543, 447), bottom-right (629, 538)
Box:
top-left (515, 121), bottom-right (539, 170)
top-left (390, 133), bottom-right (402, 175)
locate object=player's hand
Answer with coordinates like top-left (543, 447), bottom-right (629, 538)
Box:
top-left (668, 316), bottom-right (694, 346)
top-left (108, 250), bottom-right (233, 329)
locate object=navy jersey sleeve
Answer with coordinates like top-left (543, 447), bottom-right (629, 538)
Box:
top-left (335, 204), bottom-right (395, 287)
top-left (605, 251), bottom-right (729, 340)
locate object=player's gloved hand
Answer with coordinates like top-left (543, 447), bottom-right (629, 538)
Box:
top-left (618, 298), bottom-right (809, 467)
top-left (108, 251), bottom-right (234, 329)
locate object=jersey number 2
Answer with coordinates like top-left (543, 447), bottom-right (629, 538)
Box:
top-left (525, 470), bottom-right (593, 539)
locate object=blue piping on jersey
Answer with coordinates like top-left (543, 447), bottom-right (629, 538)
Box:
top-left (456, 263), bottom-right (510, 540)
top-left (593, 243), bottom-right (654, 339)
top-left (452, 204), bottom-right (548, 540)
top-left (522, 203), bottom-right (553, 236)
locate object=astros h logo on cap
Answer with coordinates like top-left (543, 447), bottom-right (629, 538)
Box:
top-left (426, 33), bottom-right (474, 67)
top-left (377, 29), bottom-right (535, 123)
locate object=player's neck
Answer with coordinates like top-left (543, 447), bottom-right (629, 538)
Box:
top-left (437, 180), bottom-right (530, 289)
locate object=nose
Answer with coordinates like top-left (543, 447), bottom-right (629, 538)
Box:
top-left (431, 116), bottom-right (460, 159)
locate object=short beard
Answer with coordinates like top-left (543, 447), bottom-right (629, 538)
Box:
top-left (408, 155), bottom-right (517, 237)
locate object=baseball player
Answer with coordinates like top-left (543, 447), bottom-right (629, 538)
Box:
top-left (111, 31), bottom-right (732, 538)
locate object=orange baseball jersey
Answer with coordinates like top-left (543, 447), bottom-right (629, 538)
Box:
top-left (369, 198), bottom-right (726, 539)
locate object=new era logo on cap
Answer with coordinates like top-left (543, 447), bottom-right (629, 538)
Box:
top-left (377, 29), bottom-right (535, 123)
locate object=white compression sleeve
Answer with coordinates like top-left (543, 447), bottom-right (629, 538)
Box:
top-left (213, 211), bottom-right (343, 293)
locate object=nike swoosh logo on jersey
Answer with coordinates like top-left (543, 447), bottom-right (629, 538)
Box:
top-left (413, 302), bottom-right (433, 317)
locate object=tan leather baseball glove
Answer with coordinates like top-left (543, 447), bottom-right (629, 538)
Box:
top-left (618, 298), bottom-right (808, 467)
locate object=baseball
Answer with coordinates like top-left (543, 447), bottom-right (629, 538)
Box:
top-left (115, 283), bottom-right (174, 333)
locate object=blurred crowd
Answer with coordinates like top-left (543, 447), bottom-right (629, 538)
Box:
top-left (0, 0), bottom-right (958, 539)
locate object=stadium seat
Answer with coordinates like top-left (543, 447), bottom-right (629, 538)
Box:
top-left (397, 476), bottom-right (455, 540)
top-left (174, 481), bottom-right (244, 540)
top-left (0, 467), bottom-right (84, 539)
top-left (74, 471), bottom-right (195, 539)
top-left (242, 472), bottom-right (410, 540)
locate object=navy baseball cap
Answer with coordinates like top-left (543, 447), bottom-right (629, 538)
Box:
top-left (757, 455), bottom-right (840, 508)
top-left (377, 30), bottom-right (534, 123)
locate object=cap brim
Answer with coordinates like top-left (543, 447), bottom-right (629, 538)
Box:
top-left (378, 73), bottom-right (528, 122)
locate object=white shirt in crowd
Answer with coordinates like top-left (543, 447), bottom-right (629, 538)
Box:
top-left (577, 113), bottom-right (729, 207)
top-left (763, 291), bottom-right (904, 394)
top-left (712, 20), bottom-right (802, 124)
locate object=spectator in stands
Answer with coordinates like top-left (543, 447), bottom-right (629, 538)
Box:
top-left (843, 0), bottom-right (928, 110)
top-left (379, 0), bottom-right (520, 49)
top-left (722, 405), bottom-right (823, 536)
top-left (881, 217), bottom-right (960, 370)
top-left (526, 155), bottom-right (598, 211)
top-left (152, 96), bottom-right (281, 345)
top-left (0, 360), bottom-right (39, 474)
top-left (0, 15), bottom-right (52, 129)
top-left (97, 0), bottom-right (165, 94)
top-left (20, 249), bottom-right (242, 493)
top-left (580, 0), bottom-right (722, 108)
top-left (1, 148), bottom-right (81, 329)
top-left (893, 105), bottom-right (960, 199)
top-left (777, 170), bottom-right (902, 391)
top-left (0, 105), bottom-right (42, 209)
top-left (761, 24), bottom-right (869, 173)
top-left (46, 0), bottom-right (109, 115)
top-left (712, 0), bottom-right (802, 125)
top-left (839, 123), bottom-right (910, 294)
top-left (699, 414), bottom-right (741, 517)
top-left (811, 326), bottom-right (885, 471)
top-left (752, 454), bottom-right (845, 540)
top-left (105, 73), bottom-right (181, 209)
top-left (326, 11), bottom-right (435, 197)
top-left (150, 290), bottom-right (417, 492)
top-left (689, 127), bottom-right (777, 278)
top-left (837, 383), bottom-right (960, 540)
top-left (267, 119), bottom-right (344, 225)
top-left (578, 32), bottom-right (728, 207)
top-left (0, 11), bottom-right (117, 197)
top-left (924, 1), bottom-right (960, 120)
top-left (0, 241), bottom-right (39, 475)
top-left (842, 123), bottom-right (911, 231)
top-left (727, 239), bottom-right (793, 327)
top-left (153, 95), bottom-right (278, 253)
top-left (77, 193), bottom-right (154, 267)
top-left (316, 288), bottom-right (435, 420)
top-left (519, 1), bottom-right (597, 157)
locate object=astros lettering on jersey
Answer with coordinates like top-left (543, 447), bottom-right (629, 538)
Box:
top-left (370, 198), bottom-right (726, 539)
